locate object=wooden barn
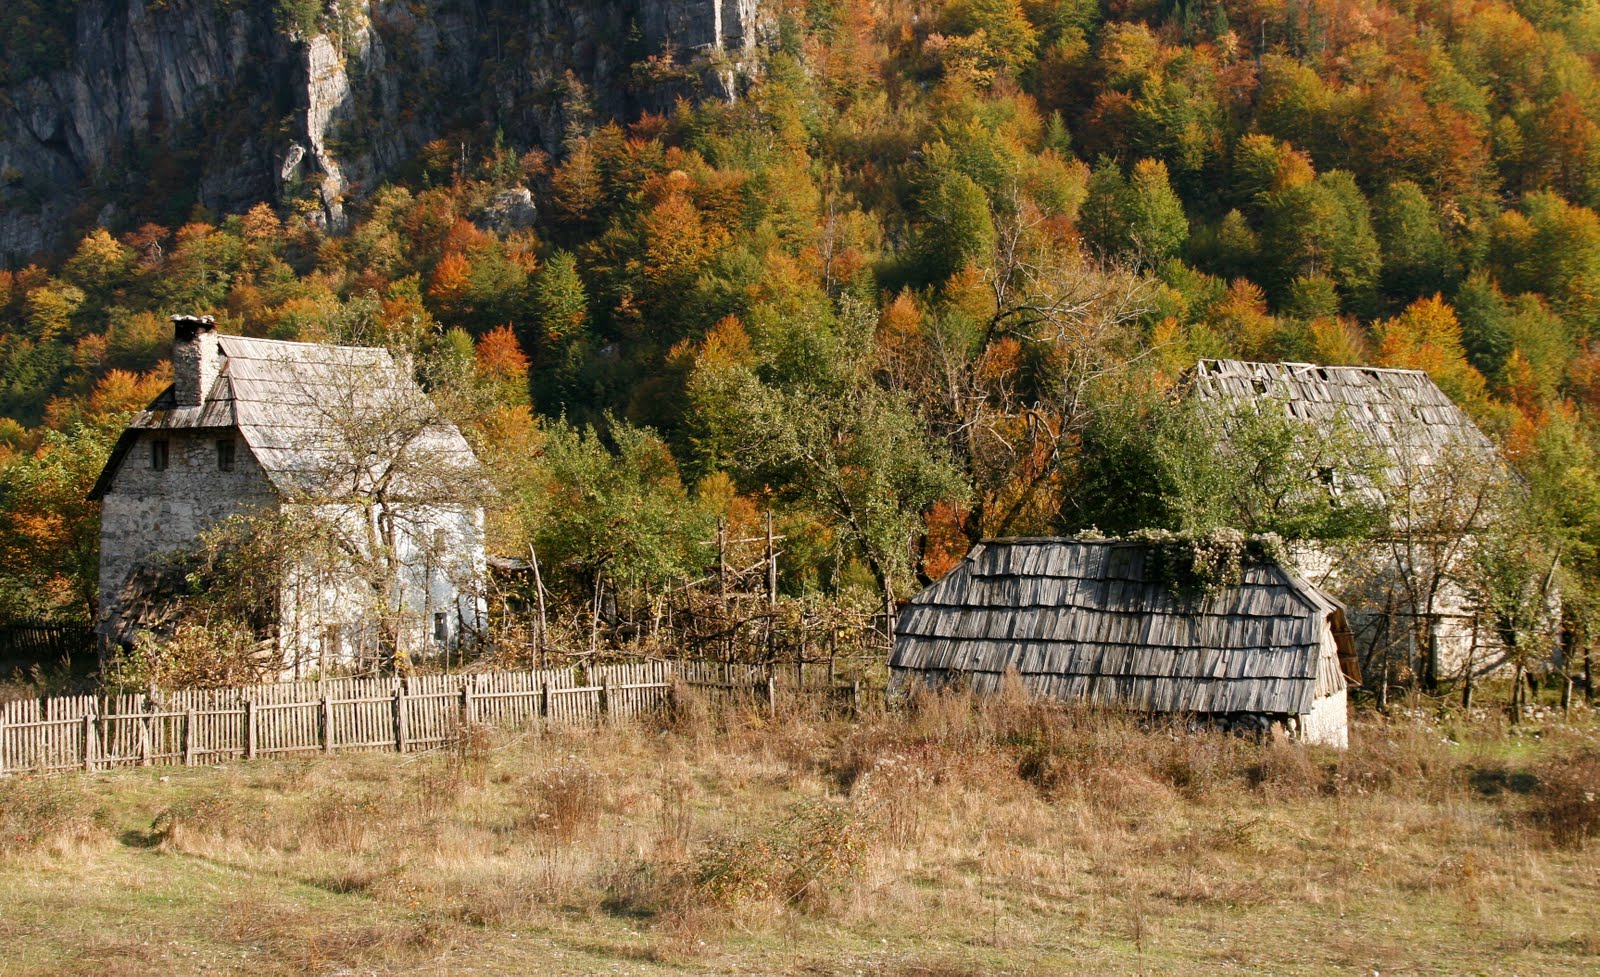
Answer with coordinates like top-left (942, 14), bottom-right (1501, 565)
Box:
top-left (891, 538), bottom-right (1358, 747)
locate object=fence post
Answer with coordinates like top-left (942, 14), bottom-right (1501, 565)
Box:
top-left (0, 711), bottom-right (8, 775)
top-left (320, 696), bottom-right (333, 754)
top-left (183, 708), bottom-right (196, 766)
top-left (244, 699), bottom-right (257, 760)
top-left (139, 707), bottom-right (151, 767)
top-left (765, 674), bottom-right (777, 719)
top-left (393, 688), bottom-right (408, 753)
top-left (83, 713), bottom-right (96, 772)
top-left (851, 680), bottom-right (861, 719)
top-left (460, 683), bottom-right (473, 727)
top-left (599, 676), bottom-right (610, 725)
top-left (539, 680), bottom-right (549, 722)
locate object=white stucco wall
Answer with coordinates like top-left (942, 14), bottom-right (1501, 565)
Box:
top-left (1300, 689), bottom-right (1349, 749)
top-left (273, 501), bottom-right (486, 677)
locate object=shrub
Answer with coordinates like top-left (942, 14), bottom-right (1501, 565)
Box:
top-left (0, 776), bottom-right (105, 858)
top-left (689, 801), bottom-right (865, 913)
top-left (151, 793), bottom-right (242, 851)
top-left (1531, 748), bottom-right (1600, 848)
top-left (518, 757), bottom-right (607, 841)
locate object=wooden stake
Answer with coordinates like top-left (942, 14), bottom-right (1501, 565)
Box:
top-left (320, 696), bottom-right (333, 754)
top-left (393, 688), bottom-right (408, 753)
top-left (529, 545), bottom-right (547, 668)
top-left (244, 699), bottom-right (256, 760)
top-left (183, 708), bottom-right (196, 767)
top-left (83, 713), bottom-right (95, 772)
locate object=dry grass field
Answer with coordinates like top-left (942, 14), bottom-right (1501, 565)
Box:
top-left (2, 684), bottom-right (1598, 976)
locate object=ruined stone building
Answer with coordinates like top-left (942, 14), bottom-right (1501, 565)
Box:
top-left (90, 316), bottom-right (486, 676)
top-left (1184, 358), bottom-right (1539, 686)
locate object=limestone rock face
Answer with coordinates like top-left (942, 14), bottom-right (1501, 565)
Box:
top-left (0, 0), bottom-right (773, 261)
top-left (480, 188), bottom-right (538, 235)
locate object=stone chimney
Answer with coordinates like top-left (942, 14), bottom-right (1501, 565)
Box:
top-left (172, 314), bottom-right (220, 407)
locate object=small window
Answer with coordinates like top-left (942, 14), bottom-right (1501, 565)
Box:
top-left (433, 612), bottom-right (449, 644)
top-left (150, 439), bottom-right (169, 471)
top-left (216, 438), bottom-right (236, 472)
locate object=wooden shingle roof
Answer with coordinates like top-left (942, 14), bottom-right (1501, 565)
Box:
top-left (89, 335), bottom-right (480, 500)
top-left (1185, 359), bottom-right (1496, 473)
top-left (891, 538), bottom-right (1350, 717)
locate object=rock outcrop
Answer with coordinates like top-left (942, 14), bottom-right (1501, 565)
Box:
top-left (0, 0), bottom-right (771, 262)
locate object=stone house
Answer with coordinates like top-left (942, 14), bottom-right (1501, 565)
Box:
top-left (89, 316), bottom-right (487, 676)
top-left (892, 537), bottom-right (1356, 747)
top-left (1183, 358), bottom-right (1539, 686)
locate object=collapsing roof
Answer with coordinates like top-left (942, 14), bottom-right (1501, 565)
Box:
top-left (1184, 358), bottom-right (1497, 476)
top-left (89, 333), bottom-right (480, 500)
top-left (892, 538), bottom-right (1355, 725)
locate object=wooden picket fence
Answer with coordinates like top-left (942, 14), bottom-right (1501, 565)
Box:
top-left (0, 660), bottom-right (867, 776)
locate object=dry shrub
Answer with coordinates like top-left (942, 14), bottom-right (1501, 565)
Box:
top-left (307, 792), bottom-right (383, 853)
top-left (1249, 738), bottom-right (1324, 797)
top-left (1530, 747), bottom-right (1600, 847)
top-left (518, 756), bottom-right (608, 840)
top-left (1329, 720), bottom-right (1461, 799)
top-left (445, 721), bottom-right (496, 790)
top-left (0, 776), bottom-right (106, 858)
top-left (685, 801), bottom-right (866, 913)
top-left (151, 793), bottom-right (241, 852)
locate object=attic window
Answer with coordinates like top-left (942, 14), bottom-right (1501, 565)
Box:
top-left (216, 438), bottom-right (236, 472)
top-left (150, 439), bottom-right (169, 471)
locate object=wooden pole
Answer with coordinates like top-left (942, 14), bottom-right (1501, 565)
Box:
top-left (460, 683), bottom-right (473, 727)
top-left (139, 708), bottom-right (152, 767)
top-left (244, 699), bottom-right (257, 760)
top-left (717, 518), bottom-right (730, 664)
top-left (529, 545), bottom-right (548, 669)
top-left (766, 511), bottom-right (777, 667)
top-left (599, 675), bottom-right (610, 726)
top-left (183, 708), bottom-right (196, 767)
top-left (320, 696), bottom-right (333, 754)
top-left (393, 688), bottom-right (408, 753)
top-left (83, 713), bottom-right (95, 772)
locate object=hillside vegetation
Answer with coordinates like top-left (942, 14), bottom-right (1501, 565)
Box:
top-left (2, 689), bottom-right (1598, 975)
top-left (3, 0), bottom-right (1600, 684)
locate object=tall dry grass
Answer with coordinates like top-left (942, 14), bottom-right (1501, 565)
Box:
top-left (4, 685), bottom-right (1597, 972)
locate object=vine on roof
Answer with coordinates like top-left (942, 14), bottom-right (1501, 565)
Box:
top-left (1120, 528), bottom-right (1291, 602)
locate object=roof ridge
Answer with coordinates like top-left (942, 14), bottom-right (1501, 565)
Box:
top-left (1196, 357), bottom-right (1432, 378)
top-left (218, 334), bottom-right (396, 356)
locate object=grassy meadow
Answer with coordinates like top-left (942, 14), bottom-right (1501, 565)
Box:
top-left (2, 685), bottom-right (1598, 976)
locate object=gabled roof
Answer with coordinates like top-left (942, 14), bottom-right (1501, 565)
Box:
top-left (891, 538), bottom-right (1351, 717)
top-left (89, 335), bottom-right (481, 500)
top-left (1184, 359), bottom-right (1497, 472)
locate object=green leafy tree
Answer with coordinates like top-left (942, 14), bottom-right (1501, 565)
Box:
top-left (1071, 388), bottom-right (1388, 545)
top-left (1373, 180), bottom-right (1455, 304)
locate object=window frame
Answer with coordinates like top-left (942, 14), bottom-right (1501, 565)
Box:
top-left (150, 438), bottom-right (169, 471)
top-left (216, 437), bottom-right (236, 472)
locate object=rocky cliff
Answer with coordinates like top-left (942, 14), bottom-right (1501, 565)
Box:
top-left (0, 0), bottom-right (769, 263)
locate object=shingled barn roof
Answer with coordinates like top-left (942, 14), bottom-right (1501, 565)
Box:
top-left (89, 335), bottom-right (480, 500)
top-left (891, 538), bottom-right (1352, 718)
top-left (1184, 359), bottom-right (1497, 474)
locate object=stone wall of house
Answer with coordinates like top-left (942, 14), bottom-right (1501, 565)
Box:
top-left (96, 429), bottom-right (278, 646)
